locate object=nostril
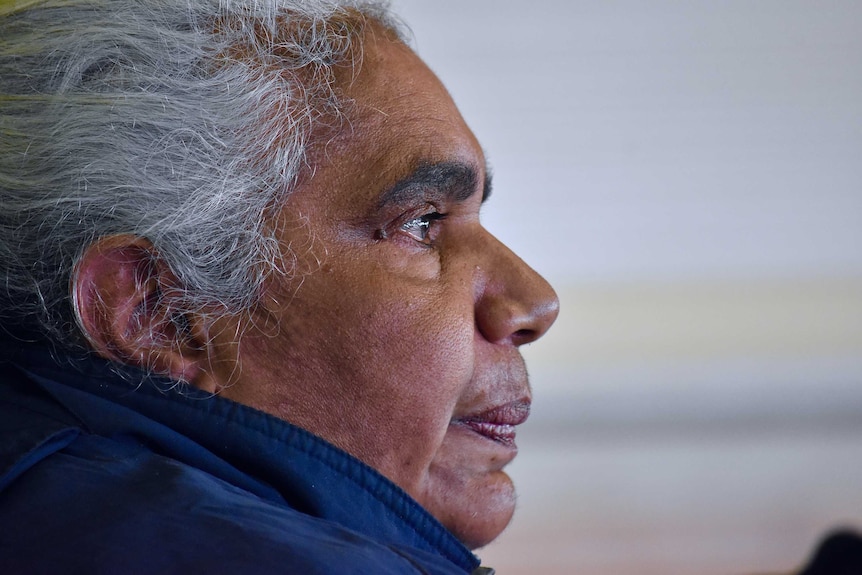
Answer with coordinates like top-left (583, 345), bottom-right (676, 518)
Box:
top-left (512, 328), bottom-right (536, 345)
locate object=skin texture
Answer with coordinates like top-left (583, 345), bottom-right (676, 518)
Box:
top-left (74, 24), bottom-right (559, 549)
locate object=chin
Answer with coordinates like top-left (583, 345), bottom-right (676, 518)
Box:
top-left (424, 469), bottom-right (518, 550)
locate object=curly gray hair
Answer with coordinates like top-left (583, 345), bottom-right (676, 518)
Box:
top-left (0, 0), bottom-right (401, 346)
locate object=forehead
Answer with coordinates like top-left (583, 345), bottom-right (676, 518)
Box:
top-left (303, 24), bottom-right (485, 205)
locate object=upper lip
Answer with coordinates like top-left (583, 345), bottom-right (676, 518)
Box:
top-left (456, 400), bottom-right (531, 426)
top-left (452, 400), bottom-right (531, 447)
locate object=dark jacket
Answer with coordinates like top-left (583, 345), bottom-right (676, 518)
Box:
top-left (0, 341), bottom-right (490, 574)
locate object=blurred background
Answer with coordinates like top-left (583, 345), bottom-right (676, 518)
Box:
top-left (393, 1), bottom-right (862, 574)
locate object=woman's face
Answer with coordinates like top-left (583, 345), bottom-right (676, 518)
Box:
top-left (209, 27), bottom-right (559, 549)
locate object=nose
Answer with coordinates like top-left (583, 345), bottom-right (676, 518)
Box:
top-left (474, 232), bottom-right (560, 346)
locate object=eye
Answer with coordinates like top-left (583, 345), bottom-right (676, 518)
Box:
top-left (400, 211), bottom-right (446, 245)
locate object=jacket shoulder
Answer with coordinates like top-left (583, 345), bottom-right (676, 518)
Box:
top-left (0, 422), bottom-right (464, 574)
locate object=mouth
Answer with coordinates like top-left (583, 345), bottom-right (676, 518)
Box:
top-left (453, 401), bottom-right (531, 447)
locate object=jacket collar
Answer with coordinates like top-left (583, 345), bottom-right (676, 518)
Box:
top-left (2, 342), bottom-right (480, 572)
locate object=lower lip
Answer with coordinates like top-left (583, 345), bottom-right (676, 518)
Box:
top-left (458, 420), bottom-right (518, 447)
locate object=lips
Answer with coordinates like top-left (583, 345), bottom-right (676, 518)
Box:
top-left (454, 401), bottom-right (530, 446)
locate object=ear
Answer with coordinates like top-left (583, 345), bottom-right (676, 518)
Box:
top-left (72, 234), bottom-right (216, 391)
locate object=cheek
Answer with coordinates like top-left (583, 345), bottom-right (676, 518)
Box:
top-left (323, 271), bottom-right (476, 465)
top-left (320, 256), bottom-right (473, 383)
top-left (240, 250), bottom-right (480, 493)
top-left (341, 290), bottom-right (475, 415)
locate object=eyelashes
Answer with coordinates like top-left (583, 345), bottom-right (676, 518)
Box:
top-left (374, 208), bottom-right (447, 246)
top-left (400, 211), bottom-right (447, 245)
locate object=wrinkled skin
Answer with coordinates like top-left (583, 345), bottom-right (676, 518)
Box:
top-left (207, 26), bottom-right (559, 549)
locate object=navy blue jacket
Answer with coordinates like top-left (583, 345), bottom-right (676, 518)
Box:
top-left (0, 341), bottom-right (489, 574)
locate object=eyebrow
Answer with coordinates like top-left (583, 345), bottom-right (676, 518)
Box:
top-left (376, 160), bottom-right (493, 210)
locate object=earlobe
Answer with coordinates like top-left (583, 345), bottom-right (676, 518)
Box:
top-left (72, 234), bottom-right (211, 388)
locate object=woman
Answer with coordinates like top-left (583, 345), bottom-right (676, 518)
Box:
top-left (0, 1), bottom-right (558, 572)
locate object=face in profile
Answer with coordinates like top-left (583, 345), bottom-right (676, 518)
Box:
top-left (204, 24), bottom-right (560, 549)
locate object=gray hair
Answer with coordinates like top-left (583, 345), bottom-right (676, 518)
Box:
top-left (0, 0), bottom-right (401, 347)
